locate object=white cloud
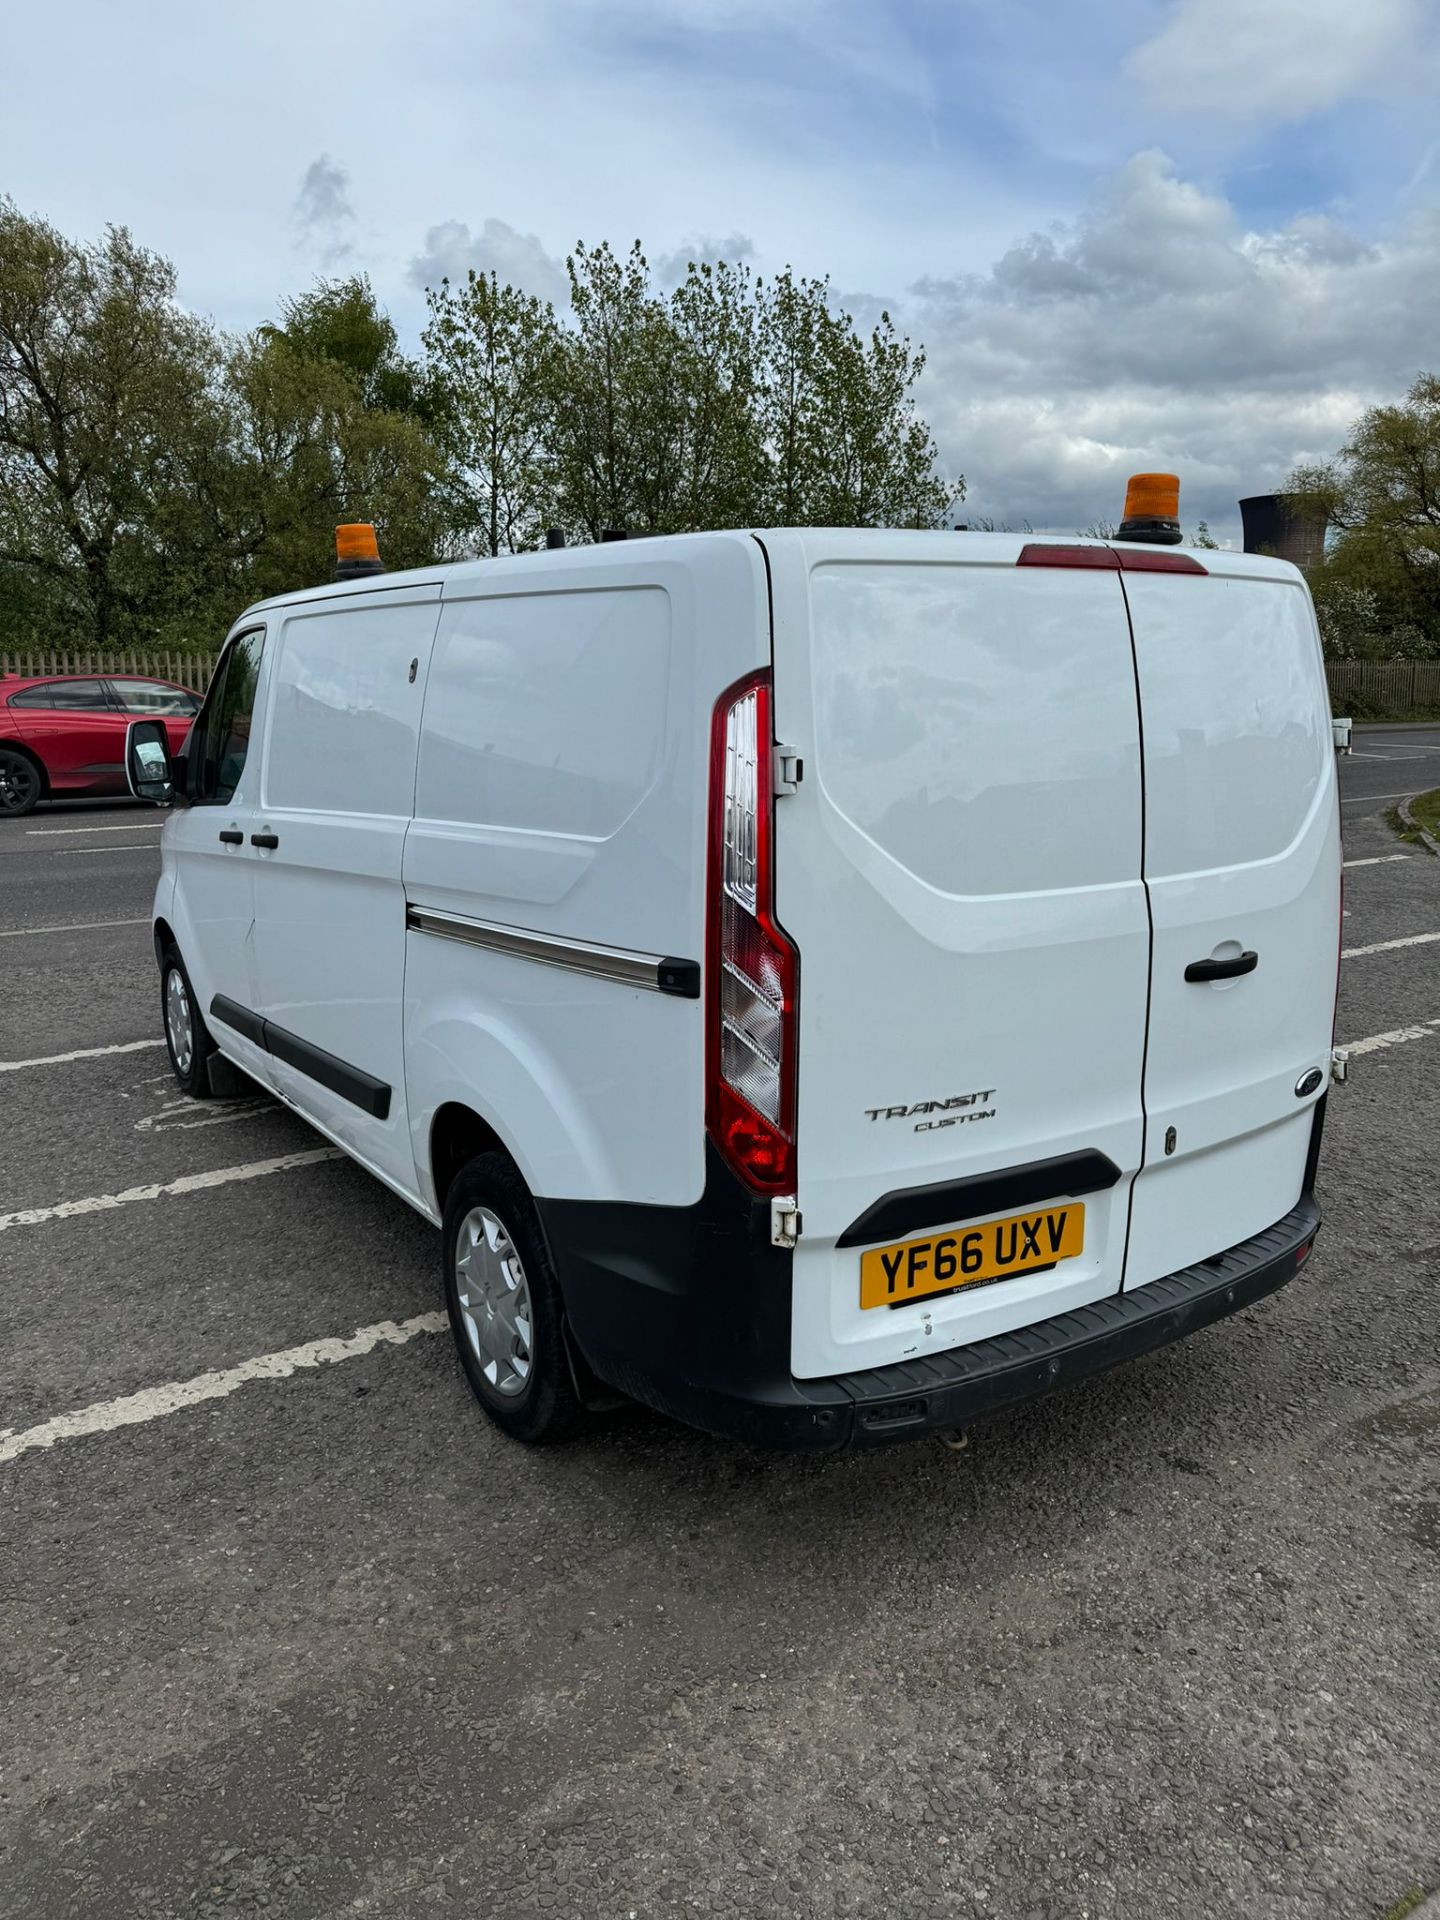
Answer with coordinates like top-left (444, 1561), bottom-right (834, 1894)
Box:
top-left (652, 231), bottom-right (757, 287)
top-left (1127, 0), bottom-right (1426, 125)
top-left (912, 151), bottom-right (1440, 533)
top-left (407, 218), bottom-right (569, 306)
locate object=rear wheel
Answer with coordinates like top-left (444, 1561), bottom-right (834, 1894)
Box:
top-left (0, 747), bottom-right (43, 817)
top-left (442, 1152), bottom-right (586, 1445)
top-left (161, 945), bottom-right (215, 1098)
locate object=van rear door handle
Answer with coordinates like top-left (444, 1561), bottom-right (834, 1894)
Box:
top-left (1185, 950), bottom-right (1258, 983)
top-left (218, 829), bottom-right (243, 846)
top-left (250, 832), bottom-right (280, 850)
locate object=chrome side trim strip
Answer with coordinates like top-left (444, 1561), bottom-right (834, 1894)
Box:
top-left (405, 906), bottom-right (700, 999)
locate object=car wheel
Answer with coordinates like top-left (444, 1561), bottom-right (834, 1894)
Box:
top-left (0, 747), bottom-right (43, 817)
top-left (161, 945), bottom-right (215, 1098)
top-left (443, 1152), bottom-right (587, 1445)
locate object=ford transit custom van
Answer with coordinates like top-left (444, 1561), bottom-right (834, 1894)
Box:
top-left (128, 527), bottom-right (1342, 1448)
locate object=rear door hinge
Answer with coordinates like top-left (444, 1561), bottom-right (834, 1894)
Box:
top-left (773, 745), bottom-right (803, 796)
top-left (770, 1195), bottom-right (802, 1247)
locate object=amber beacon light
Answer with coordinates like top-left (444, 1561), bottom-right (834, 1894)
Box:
top-left (335, 522), bottom-right (384, 580)
top-left (1117, 473), bottom-right (1183, 546)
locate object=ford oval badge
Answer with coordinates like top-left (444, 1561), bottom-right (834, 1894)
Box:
top-left (1295, 1067), bottom-right (1324, 1098)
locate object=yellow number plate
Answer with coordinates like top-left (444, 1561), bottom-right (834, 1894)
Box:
top-left (859, 1204), bottom-right (1085, 1310)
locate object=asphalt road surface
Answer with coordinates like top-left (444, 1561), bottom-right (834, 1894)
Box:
top-left (2, 733), bottom-right (1438, 1919)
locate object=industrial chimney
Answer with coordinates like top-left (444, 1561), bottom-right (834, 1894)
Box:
top-left (1239, 494), bottom-right (1327, 568)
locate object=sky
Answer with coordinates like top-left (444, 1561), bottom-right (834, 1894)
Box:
top-left (5, 0), bottom-right (1440, 540)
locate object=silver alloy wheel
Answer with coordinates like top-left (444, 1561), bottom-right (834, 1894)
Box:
top-left (165, 966), bottom-right (194, 1075)
top-left (454, 1205), bottom-right (534, 1397)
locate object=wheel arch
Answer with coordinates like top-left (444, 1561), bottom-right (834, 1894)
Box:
top-left (0, 737), bottom-right (49, 796)
top-left (430, 1102), bottom-right (518, 1214)
top-left (153, 915), bottom-right (177, 969)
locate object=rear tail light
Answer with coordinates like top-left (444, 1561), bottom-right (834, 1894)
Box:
top-left (707, 672), bottom-right (797, 1193)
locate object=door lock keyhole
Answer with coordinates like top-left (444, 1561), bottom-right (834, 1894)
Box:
top-left (1164, 1126), bottom-right (1178, 1156)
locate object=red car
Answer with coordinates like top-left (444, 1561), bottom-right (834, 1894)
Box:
top-left (0, 672), bottom-right (201, 817)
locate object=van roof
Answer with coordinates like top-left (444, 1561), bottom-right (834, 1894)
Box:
top-left (236, 528), bottom-right (1303, 625)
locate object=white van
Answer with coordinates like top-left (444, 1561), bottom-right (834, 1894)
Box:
top-left (127, 527), bottom-right (1342, 1448)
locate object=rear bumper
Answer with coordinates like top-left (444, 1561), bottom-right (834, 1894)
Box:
top-left (539, 1145), bottom-right (1322, 1452)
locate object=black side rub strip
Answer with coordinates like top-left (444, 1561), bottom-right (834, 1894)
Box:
top-left (210, 994), bottom-right (265, 1048)
top-left (208, 996), bottom-right (391, 1120)
top-left (836, 1148), bottom-right (1122, 1250)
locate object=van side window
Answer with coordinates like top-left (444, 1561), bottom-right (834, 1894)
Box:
top-left (194, 629), bottom-right (265, 804)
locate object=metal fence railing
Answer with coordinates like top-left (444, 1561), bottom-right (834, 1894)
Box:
top-left (1326, 659), bottom-right (1440, 718)
top-left (0, 647), bottom-right (217, 687)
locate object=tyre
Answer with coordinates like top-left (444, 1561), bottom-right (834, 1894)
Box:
top-left (160, 944), bottom-right (215, 1098)
top-left (443, 1151), bottom-right (586, 1445)
top-left (0, 747), bottom-right (44, 818)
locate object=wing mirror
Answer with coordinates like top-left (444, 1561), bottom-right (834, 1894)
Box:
top-left (125, 719), bottom-right (175, 804)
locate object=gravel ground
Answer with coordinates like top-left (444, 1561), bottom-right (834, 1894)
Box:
top-left (1, 738), bottom-right (1437, 1920)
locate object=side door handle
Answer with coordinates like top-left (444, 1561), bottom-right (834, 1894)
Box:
top-left (1185, 950), bottom-right (1258, 983)
top-left (218, 829), bottom-right (244, 846)
top-left (250, 832), bottom-right (280, 850)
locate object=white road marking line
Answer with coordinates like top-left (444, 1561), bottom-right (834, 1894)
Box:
top-left (0, 1146), bottom-right (343, 1233)
top-left (1343, 854), bottom-right (1412, 867)
top-left (51, 843), bottom-right (161, 856)
top-left (25, 822), bottom-right (164, 836)
top-left (1341, 930), bottom-right (1440, 960)
top-left (0, 1038), bottom-right (165, 1073)
top-left (0, 917), bottom-right (149, 938)
top-left (134, 1094), bottom-right (273, 1132)
top-left (0, 1312), bottom-right (447, 1467)
top-left (1341, 791), bottom-right (1423, 805)
top-left (1343, 1019), bottom-right (1440, 1057)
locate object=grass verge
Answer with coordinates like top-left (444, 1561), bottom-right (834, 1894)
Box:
top-left (1386, 789), bottom-right (1440, 854)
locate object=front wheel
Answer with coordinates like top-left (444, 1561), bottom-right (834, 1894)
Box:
top-left (0, 748), bottom-right (43, 817)
top-left (443, 1152), bottom-right (586, 1445)
top-left (161, 945), bottom-right (215, 1097)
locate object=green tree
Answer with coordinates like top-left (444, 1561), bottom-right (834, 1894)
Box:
top-left (1289, 374), bottom-right (1440, 658)
top-left (667, 257), bottom-right (765, 529)
top-left (547, 241), bottom-right (691, 539)
top-left (267, 274), bottom-right (428, 420)
top-left (417, 242), bottom-right (960, 544)
top-left (422, 270), bottom-right (562, 555)
top-left (756, 269), bottom-right (959, 528)
top-left (0, 199), bottom-right (226, 647)
top-left (215, 326), bottom-right (449, 606)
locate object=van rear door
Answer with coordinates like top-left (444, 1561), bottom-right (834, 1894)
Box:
top-left (1121, 555), bottom-right (1340, 1288)
top-left (766, 533), bottom-right (1151, 1382)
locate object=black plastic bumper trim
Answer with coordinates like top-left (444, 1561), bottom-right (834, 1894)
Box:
top-left (540, 1144), bottom-right (1320, 1452)
top-left (208, 995), bottom-right (391, 1120)
top-left (836, 1148), bottom-right (1123, 1249)
top-left (830, 1196), bottom-right (1318, 1447)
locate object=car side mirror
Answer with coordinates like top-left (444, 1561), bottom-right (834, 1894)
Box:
top-left (125, 719), bottom-right (174, 804)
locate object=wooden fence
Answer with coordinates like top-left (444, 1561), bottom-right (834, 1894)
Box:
top-left (0, 646), bottom-right (218, 687)
top-left (1325, 659), bottom-right (1440, 718)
